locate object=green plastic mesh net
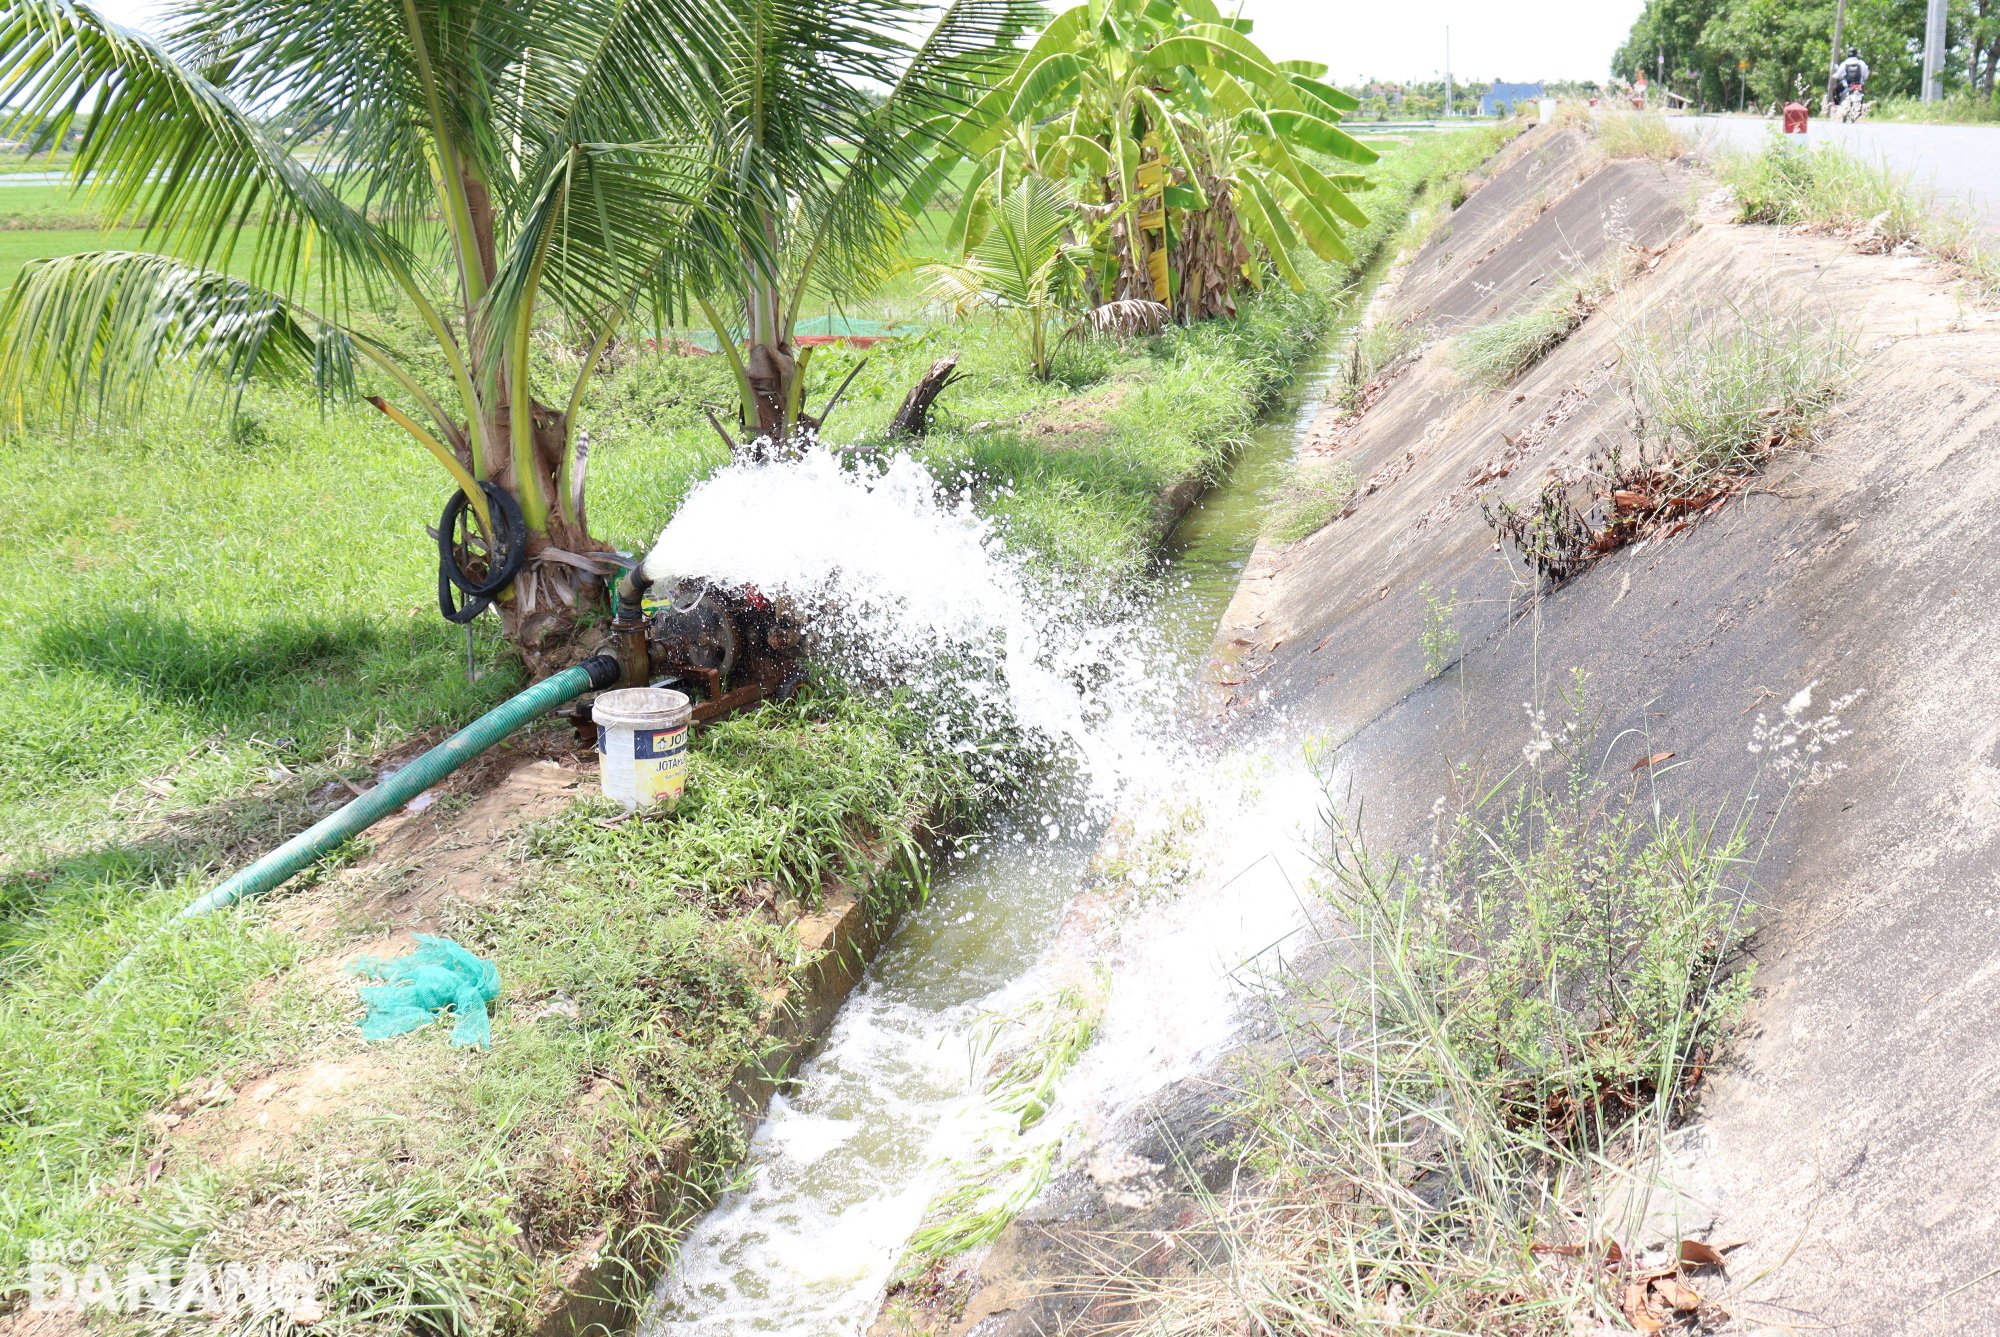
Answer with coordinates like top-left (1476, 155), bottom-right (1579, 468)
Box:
top-left (347, 934), bottom-right (500, 1048)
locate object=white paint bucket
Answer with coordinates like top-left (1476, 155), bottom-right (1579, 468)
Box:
top-left (593, 687), bottom-right (692, 811)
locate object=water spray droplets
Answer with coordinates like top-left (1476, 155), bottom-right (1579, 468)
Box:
top-left (643, 447), bottom-right (1184, 817)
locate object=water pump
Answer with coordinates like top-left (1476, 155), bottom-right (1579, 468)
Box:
top-left (602, 562), bottom-right (807, 725)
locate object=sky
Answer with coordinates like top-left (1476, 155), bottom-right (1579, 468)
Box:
top-left (89, 0), bottom-right (1649, 86)
top-left (1232, 0), bottom-right (1649, 85)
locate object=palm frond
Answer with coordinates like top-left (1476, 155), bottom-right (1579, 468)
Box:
top-left (794, 0), bottom-right (1038, 313)
top-left (483, 137), bottom-right (726, 356)
top-left (969, 173), bottom-right (1072, 300)
top-left (1078, 297), bottom-right (1167, 335)
top-left (0, 0), bottom-right (391, 302)
top-left (0, 251), bottom-right (355, 427)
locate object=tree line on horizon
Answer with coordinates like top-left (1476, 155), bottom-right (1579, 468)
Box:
top-left (1615, 0), bottom-right (2000, 109)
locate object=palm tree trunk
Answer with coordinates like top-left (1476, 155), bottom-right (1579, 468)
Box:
top-left (455, 171), bottom-right (612, 669)
top-left (491, 399), bottom-right (616, 675)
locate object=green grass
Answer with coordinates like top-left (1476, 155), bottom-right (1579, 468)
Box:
top-left (1108, 677), bottom-right (1770, 1333)
top-left (1483, 299), bottom-right (1857, 585)
top-left (1594, 108), bottom-right (1688, 162)
top-left (0, 150), bottom-right (77, 175)
top-left (1870, 92), bottom-right (2000, 124)
top-left (1451, 262), bottom-right (1620, 389)
top-left (901, 983), bottom-right (1101, 1270)
top-left (1418, 581), bottom-right (1459, 678)
top-left (1268, 462), bottom-right (1357, 543)
top-left (1335, 317), bottom-right (1424, 410)
top-left (1624, 300), bottom-right (1859, 489)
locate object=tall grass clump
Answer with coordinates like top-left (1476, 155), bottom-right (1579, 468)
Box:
top-left (1624, 301), bottom-right (1858, 490)
top-left (1101, 673), bottom-right (1805, 1334)
top-left (1452, 263), bottom-right (1621, 389)
top-left (1870, 92), bottom-right (2000, 125)
top-left (1724, 138), bottom-right (1925, 241)
top-left (1595, 109), bottom-right (1687, 162)
top-left (1338, 318), bottom-right (1423, 408)
top-left (1720, 137), bottom-right (1998, 295)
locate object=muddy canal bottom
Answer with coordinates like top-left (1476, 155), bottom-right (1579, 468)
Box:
top-left (645, 363), bottom-right (1343, 1336)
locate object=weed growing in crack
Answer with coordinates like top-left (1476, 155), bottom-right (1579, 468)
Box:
top-left (1623, 301), bottom-right (1858, 494)
top-left (1339, 319), bottom-right (1423, 410)
top-left (1418, 582), bottom-right (1460, 679)
top-left (1480, 477), bottom-right (1599, 583)
top-left (1452, 262), bottom-right (1622, 390)
top-left (1268, 462), bottom-right (1358, 544)
top-left (1481, 301), bottom-right (1856, 587)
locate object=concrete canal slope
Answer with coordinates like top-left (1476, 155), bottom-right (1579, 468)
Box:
top-left (937, 124), bottom-right (2000, 1334)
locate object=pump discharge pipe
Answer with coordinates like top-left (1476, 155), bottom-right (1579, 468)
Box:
top-left (92, 653), bottom-right (626, 993)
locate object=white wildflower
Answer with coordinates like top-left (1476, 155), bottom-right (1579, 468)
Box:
top-left (1748, 678), bottom-right (1864, 787)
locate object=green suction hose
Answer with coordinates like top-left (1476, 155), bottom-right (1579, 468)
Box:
top-left (179, 655), bottom-right (622, 919)
top-left (91, 654), bottom-right (623, 993)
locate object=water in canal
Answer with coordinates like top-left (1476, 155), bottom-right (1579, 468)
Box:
top-left (640, 318), bottom-right (1357, 1335)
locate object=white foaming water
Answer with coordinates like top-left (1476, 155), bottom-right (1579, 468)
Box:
top-left (644, 758), bottom-right (1330, 1337)
top-left (642, 446), bottom-right (1180, 813)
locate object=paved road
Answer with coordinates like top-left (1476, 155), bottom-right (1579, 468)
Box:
top-left (1691, 115), bottom-right (2000, 240)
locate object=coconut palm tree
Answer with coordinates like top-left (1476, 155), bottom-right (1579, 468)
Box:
top-left (924, 176), bottom-right (1091, 381)
top-left (0, 0), bottom-right (1031, 664)
top-left (0, 0), bottom-right (741, 666)
top-left (684, 0), bottom-right (1036, 449)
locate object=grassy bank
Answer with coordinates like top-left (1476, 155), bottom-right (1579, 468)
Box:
top-left (1870, 92), bottom-right (2000, 124)
top-left (0, 130), bottom-right (1489, 1333)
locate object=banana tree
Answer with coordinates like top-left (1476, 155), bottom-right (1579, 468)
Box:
top-left (946, 0), bottom-right (1378, 316)
top-left (1166, 67), bottom-right (1378, 321)
top-left (0, 0), bottom-right (735, 670)
top-left (686, 0), bottom-right (1036, 449)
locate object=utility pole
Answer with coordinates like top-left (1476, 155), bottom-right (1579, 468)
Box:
top-left (1444, 26), bottom-right (1452, 119)
top-left (1922, 0), bottom-right (1948, 101)
top-left (1831, 0), bottom-right (1847, 70)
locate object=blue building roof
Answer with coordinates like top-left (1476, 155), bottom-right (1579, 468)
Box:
top-left (1481, 81), bottom-right (1546, 115)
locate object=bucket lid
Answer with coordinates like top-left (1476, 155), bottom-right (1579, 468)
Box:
top-left (593, 686), bottom-right (693, 730)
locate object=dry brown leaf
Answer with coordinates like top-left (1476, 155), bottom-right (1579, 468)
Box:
top-left (1654, 1277), bottom-right (1703, 1311)
top-left (1677, 1238), bottom-right (1738, 1269)
top-left (1623, 1282), bottom-right (1665, 1332)
top-left (1531, 1238), bottom-right (1623, 1266)
top-left (1631, 751), bottom-right (1675, 773)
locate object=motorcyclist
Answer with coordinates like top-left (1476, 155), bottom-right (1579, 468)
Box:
top-left (1831, 46), bottom-right (1869, 102)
